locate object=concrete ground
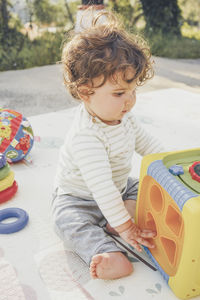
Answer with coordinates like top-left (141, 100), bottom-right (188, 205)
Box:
top-left (0, 56), bottom-right (200, 117)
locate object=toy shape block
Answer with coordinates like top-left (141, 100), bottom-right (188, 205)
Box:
top-left (135, 148), bottom-right (200, 299)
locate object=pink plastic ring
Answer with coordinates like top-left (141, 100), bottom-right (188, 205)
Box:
top-left (0, 181), bottom-right (18, 204)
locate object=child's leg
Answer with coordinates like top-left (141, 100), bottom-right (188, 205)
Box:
top-left (106, 177), bottom-right (138, 235)
top-left (52, 193), bottom-right (133, 280)
top-left (90, 251), bottom-right (133, 280)
top-left (124, 198), bottom-right (136, 218)
top-left (91, 178), bottom-right (138, 279)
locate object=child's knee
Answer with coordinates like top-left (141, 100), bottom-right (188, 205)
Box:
top-left (124, 199), bottom-right (137, 217)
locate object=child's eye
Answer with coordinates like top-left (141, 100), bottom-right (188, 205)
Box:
top-left (113, 92), bottom-right (124, 97)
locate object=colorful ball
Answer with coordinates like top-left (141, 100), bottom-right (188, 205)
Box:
top-left (0, 108), bottom-right (34, 162)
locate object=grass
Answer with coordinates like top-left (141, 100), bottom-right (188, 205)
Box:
top-left (0, 23), bottom-right (200, 71)
top-left (148, 32), bottom-right (200, 59)
top-left (144, 23), bottom-right (200, 59)
top-left (0, 31), bottom-right (64, 71)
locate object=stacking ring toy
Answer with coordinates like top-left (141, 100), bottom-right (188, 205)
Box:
top-left (0, 153), bottom-right (7, 168)
top-left (0, 171), bottom-right (15, 192)
top-left (0, 181), bottom-right (18, 204)
top-left (0, 163), bottom-right (10, 180)
top-left (0, 207), bottom-right (29, 234)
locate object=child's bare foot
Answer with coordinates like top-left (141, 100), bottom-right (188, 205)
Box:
top-left (90, 252), bottom-right (133, 280)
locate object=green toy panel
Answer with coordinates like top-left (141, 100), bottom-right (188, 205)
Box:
top-left (163, 149), bottom-right (200, 194)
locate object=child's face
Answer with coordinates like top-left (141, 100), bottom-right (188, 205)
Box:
top-left (82, 69), bottom-right (137, 125)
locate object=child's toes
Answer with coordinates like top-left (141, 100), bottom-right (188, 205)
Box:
top-left (90, 255), bottom-right (102, 278)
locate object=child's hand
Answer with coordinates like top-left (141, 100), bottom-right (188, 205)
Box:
top-left (116, 220), bottom-right (156, 252)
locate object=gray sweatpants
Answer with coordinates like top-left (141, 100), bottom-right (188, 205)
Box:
top-left (51, 177), bottom-right (139, 266)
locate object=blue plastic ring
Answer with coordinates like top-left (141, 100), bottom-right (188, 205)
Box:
top-left (0, 208), bottom-right (29, 234)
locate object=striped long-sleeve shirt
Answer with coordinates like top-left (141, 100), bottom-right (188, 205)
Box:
top-left (54, 103), bottom-right (163, 227)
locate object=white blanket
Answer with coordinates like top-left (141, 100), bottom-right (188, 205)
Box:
top-left (0, 88), bottom-right (200, 300)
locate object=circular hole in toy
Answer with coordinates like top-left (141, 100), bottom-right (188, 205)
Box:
top-left (150, 184), bottom-right (164, 213)
top-left (0, 208), bottom-right (29, 234)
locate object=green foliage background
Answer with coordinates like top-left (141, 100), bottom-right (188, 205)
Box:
top-left (0, 0), bottom-right (200, 71)
top-left (108, 0), bottom-right (200, 59)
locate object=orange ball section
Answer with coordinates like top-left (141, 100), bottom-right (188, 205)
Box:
top-left (137, 175), bottom-right (184, 276)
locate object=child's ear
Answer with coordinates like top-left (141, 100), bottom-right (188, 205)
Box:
top-left (78, 86), bottom-right (94, 102)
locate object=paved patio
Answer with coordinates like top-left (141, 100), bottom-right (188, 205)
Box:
top-left (0, 57), bottom-right (200, 117)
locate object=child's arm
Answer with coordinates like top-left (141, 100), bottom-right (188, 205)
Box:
top-left (114, 219), bottom-right (156, 252)
top-left (72, 131), bottom-right (131, 227)
top-left (131, 115), bottom-right (165, 156)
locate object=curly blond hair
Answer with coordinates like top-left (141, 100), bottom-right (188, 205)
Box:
top-left (62, 9), bottom-right (154, 100)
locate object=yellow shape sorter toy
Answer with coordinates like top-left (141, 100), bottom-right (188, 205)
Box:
top-left (135, 148), bottom-right (200, 299)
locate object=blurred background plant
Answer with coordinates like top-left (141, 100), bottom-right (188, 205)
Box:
top-left (0, 0), bottom-right (200, 71)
